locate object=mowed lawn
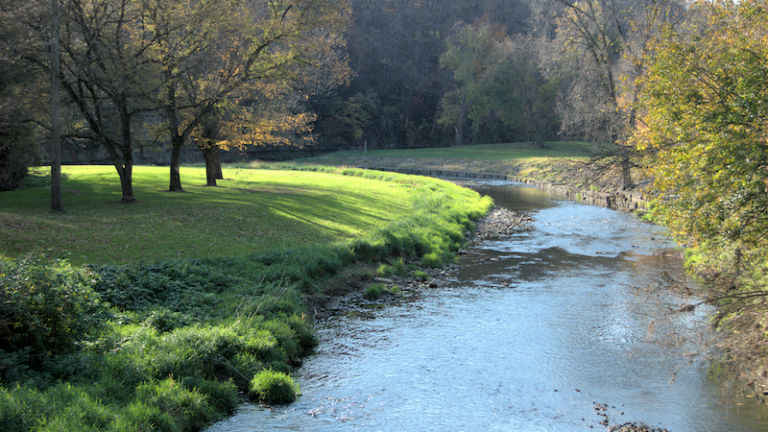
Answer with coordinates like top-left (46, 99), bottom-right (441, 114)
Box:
top-left (0, 165), bottom-right (423, 264)
top-left (314, 141), bottom-right (593, 162)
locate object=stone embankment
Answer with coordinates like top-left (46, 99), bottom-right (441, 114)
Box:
top-left (369, 166), bottom-right (647, 213)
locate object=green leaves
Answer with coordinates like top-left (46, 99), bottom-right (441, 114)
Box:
top-left (635, 0), bottom-right (768, 246)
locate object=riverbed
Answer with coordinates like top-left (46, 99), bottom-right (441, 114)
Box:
top-left (208, 182), bottom-right (768, 431)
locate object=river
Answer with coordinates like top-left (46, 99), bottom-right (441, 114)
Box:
top-left (208, 182), bottom-right (768, 431)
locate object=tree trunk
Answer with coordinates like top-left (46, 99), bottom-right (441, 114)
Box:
top-left (215, 153), bottom-right (223, 180)
top-left (620, 156), bottom-right (632, 190)
top-left (49, 0), bottom-right (63, 213)
top-left (166, 79), bottom-right (184, 192)
top-left (169, 138), bottom-right (184, 192)
top-left (115, 162), bottom-right (136, 203)
top-left (202, 146), bottom-right (218, 186)
top-left (455, 86), bottom-right (467, 147)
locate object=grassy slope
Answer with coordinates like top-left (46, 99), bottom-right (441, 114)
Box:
top-left (0, 165), bottom-right (492, 432)
top-left (1, 166), bottom-right (434, 264)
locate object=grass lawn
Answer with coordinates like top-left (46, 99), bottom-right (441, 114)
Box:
top-left (312, 141), bottom-right (593, 163)
top-left (0, 165), bottom-right (444, 264)
top-left (0, 164), bottom-right (492, 432)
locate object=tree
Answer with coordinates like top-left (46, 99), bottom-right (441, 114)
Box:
top-left (438, 23), bottom-right (498, 146)
top-left (55, 0), bottom-right (161, 203)
top-left (438, 23), bottom-right (558, 146)
top-left (48, 0), bottom-right (63, 212)
top-left (146, 0), bottom-right (350, 192)
top-left (0, 1), bottom-right (42, 191)
top-left (634, 0), bottom-right (768, 246)
top-left (313, 0), bottom-right (532, 150)
top-left (539, 0), bottom-right (684, 188)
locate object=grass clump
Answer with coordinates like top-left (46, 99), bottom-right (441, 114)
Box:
top-left (364, 283), bottom-right (386, 300)
top-left (376, 257), bottom-right (407, 277)
top-left (412, 270), bottom-right (430, 281)
top-left (249, 370), bottom-right (299, 405)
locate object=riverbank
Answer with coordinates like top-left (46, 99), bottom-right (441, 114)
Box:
top-left (305, 145), bottom-right (768, 405)
top-left (306, 143), bottom-right (648, 213)
top-left (0, 165), bottom-right (492, 431)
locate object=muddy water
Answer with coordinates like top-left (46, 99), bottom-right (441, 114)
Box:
top-left (208, 183), bottom-right (768, 431)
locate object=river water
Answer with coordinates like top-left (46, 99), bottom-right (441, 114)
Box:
top-left (208, 182), bottom-right (768, 431)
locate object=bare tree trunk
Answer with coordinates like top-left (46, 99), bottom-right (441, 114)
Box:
top-left (202, 146), bottom-right (218, 186)
top-left (620, 156), bottom-right (632, 190)
top-left (49, 0), bottom-right (63, 213)
top-left (169, 137), bottom-right (184, 192)
top-left (455, 87), bottom-right (467, 147)
top-left (115, 161), bottom-right (136, 203)
top-left (214, 151), bottom-right (223, 180)
top-left (166, 80), bottom-right (184, 192)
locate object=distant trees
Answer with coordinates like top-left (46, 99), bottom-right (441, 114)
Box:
top-left (438, 23), bottom-right (558, 146)
top-left (534, 0), bottom-right (684, 188)
top-left (312, 0), bottom-right (533, 149)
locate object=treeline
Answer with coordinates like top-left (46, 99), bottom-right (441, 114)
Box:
top-left (2, 0), bottom-right (691, 197)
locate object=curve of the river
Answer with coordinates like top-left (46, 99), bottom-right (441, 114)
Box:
top-left (208, 182), bottom-right (768, 431)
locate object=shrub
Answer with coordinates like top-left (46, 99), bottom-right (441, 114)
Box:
top-left (420, 252), bottom-right (443, 268)
top-left (180, 377), bottom-right (238, 415)
top-left (376, 263), bottom-right (392, 277)
top-left (284, 315), bottom-right (318, 353)
top-left (363, 283), bottom-right (385, 300)
top-left (0, 258), bottom-right (107, 369)
top-left (391, 257), bottom-right (407, 276)
top-left (143, 309), bottom-right (191, 333)
top-left (249, 370), bottom-right (299, 404)
top-left (135, 379), bottom-right (216, 432)
top-left (412, 270), bottom-right (429, 282)
top-left (0, 122), bottom-right (38, 191)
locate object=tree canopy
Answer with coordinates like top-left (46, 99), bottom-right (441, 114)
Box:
top-left (634, 0), bottom-right (768, 246)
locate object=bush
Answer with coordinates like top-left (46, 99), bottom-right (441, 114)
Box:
top-left (0, 258), bottom-right (107, 369)
top-left (134, 379), bottom-right (216, 432)
top-left (249, 370), bottom-right (299, 404)
top-left (364, 283), bottom-right (385, 300)
top-left (180, 377), bottom-right (239, 415)
top-left (412, 270), bottom-right (429, 282)
top-left (0, 121), bottom-right (38, 191)
top-left (420, 252), bottom-right (443, 268)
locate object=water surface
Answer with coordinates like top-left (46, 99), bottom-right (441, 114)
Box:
top-left (208, 183), bottom-right (768, 431)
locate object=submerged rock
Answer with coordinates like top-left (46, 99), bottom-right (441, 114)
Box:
top-left (608, 423), bottom-right (670, 432)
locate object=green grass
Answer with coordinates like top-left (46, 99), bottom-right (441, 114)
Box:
top-left (2, 166), bottom-right (435, 264)
top-left (312, 141), bottom-right (593, 162)
top-left (0, 163), bottom-right (492, 432)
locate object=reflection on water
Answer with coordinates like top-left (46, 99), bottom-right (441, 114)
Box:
top-left (208, 183), bottom-right (768, 432)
